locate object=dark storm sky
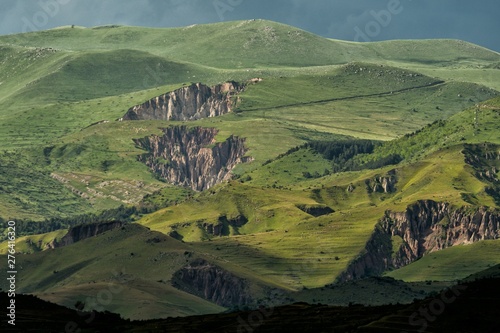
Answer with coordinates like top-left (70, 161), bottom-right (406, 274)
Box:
top-left (0, 0), bottom-right (499, 51)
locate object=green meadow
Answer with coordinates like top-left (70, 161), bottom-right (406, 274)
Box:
top-left (0, 20), bottom-right (499, 319)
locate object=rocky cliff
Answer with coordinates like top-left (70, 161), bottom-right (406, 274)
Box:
top-left (464, 143), bottom-right (499, 184)
top-left (172, 258), bottom-right (253, 307)
top-left (122, 81), bottom-right (244, 121)
top-left (464, 143), bottom-right (500, 204)
top-left (54, 221), bottom-right (125, 248)
top-left (196, 215), bottom-right (249, 237)
top-left (296, 204), bottom-right (335, 217)
top-left (365, 169), bottom-right (398, 194)
top-left (134, 126), bottom-right (253, 191)
top-left (337, 200), bottom-right (500, 282)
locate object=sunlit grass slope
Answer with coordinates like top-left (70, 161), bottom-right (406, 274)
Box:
top-left (385, 239), bottom-right (500, 282)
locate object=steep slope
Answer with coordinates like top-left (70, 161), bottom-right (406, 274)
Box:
top-left (54, 220), bottom-right (125, 247)
top-left (0, 32), bottom-right (495, 219)
top-left (26, 67), bottom-right (489, 219)
top-left (337, 200), bottom-right (500, 282)
top-left (385, 239), bottom-right (500, 282)
top-left (136, 123), bottom-right (500, 291)
top-left (354, 96), bottom-right (500, 165)
top-left (134, 126), bottom-right (253, 191)
top-left (0, 223), bottom-right (227, 319)
top-left (123, 81), bottom-right (244, 121)
top-left (0, 222), bottom-right (289, 319)
top-left (172, 258), bottom-right (254, 308)
top-left (3, 104), bottom-right (500, 318)
top-left (17, 49), bottom-right (211, 102)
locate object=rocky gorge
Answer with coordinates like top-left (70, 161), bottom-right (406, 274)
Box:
top-left (134, 126), bottom-right (252, 191)
top-left (337, 200), bottom-right (500, 282)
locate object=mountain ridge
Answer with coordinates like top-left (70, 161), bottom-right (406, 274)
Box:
top-left (2, 20), bottom-right (499, 68)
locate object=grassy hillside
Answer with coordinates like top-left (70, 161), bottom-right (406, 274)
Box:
top-left (1, 21), bottom-right (500, 321)
top-left (2, 21), bottom-right (498, 68)
top-left (19, 50), bottom-right (217, 102)
top-left (0, 224), bottom-right (226, 319)
top-left (136, 142), bottom-right (499, 292)
top-left (0, 150), bottom-right (95, 220)
top-left (385, 239), bottom-right (500, 282)
top-left (354, 96), bottom-right (500, 164)
top-left (0, 229), bottom-right (67, 254)
top-left (3, 59), bottom-right (495, 220)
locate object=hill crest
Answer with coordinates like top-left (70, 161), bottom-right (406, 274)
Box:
top-left (1, 20), bottom-right (498, 69)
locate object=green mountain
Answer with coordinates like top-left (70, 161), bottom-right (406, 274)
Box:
top-left (0, 20), bottom-right (499, 322)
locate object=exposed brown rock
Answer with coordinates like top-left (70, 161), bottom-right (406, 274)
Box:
top-left (122, 81), bottom-right (244, 121)
top-left (365, 170), bottom-right (397, 194)
top-left (172, 259), bottom-right (253, 307)
top-left (337, 200), bottom-right (500, 282)
top-left (134, 126), bottom-right (253, 191)
top-left (463, 143), bottom-right (500, 183)
top-left (201, 221), bottom-right (226, 237)
top-left (296, 204), bottom-right (334, 217)
top-left (54, 221), bottom-right (125, 248)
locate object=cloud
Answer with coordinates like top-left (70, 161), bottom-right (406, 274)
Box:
top-left (321, 0), bottom-right (500, 50)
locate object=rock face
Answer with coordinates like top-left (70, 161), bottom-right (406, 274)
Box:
top-left (219, 215), bottom-right (248, 228)
top-left (464, 143), bottom-right (500, 182)
top-left (172, 259), bottom-right (253, 307)
top-left (365, 169), bottom-right (397, 194)
top-left (201, 221), bottom-right (227, 237)
top-left (464, 143), bottom-right (500, 204)
top-left (296, 204), bottom-right (335, 217)
top-left (337, 200), bottom-right (500, 282)
top-left (198, 215), bottom-right (249, 237)
top-left (122, 81), bottom-right (244, 121)
top-left (134, 126), bottom-right (253, 191)
top-left (54, 221), bottom-right (125, 248)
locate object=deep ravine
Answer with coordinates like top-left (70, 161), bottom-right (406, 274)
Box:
top-left (337, 200), bottom-right (500, 282)
top-left (134, 126), bottom-right (252, 191)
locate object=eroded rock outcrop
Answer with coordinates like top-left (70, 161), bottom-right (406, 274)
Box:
top-left (198, 215), bottom-right (249, 237)
top-left (464, 143), bottom-right (500, 205)
top-left (134, 126), bottom-right (252, 191)
top-left (337, 200), bottom-right (500, 282)
top-left (296, 204), bottom-right (335, 217)
top-left (54, 221), bottom-right (125, 248)
top-left (218, 215), bottom-right (248, 228)
top-left (122, 81), bottom-right (244, 121)
top-left (172, 259), bottom-right (253, 307)
top-left (201, 221), bottom-right (226, 237)
top-left (464, 143), bottom-right (500, 184)
top-left (365, 169), bottom-right (398, 194)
